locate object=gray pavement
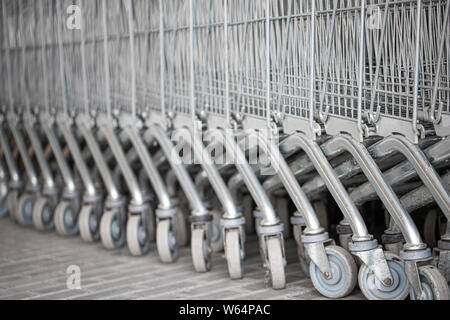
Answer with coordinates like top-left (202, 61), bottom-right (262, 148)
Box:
top-left (0, 217), bottom-right (364, 300)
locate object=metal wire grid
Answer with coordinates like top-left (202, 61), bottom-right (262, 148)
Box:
top-left (162, 0), bottom-right (192, 117)
top-left (134, 0), bottom-right (161, 115)
top-left (41, 0), bottom-right (64, 116)
top-left (227, 0), bottom-right (269, 120)
top-left (362, 0), bottom-right (450, 122)
top-left (0, 0), bottom-right (448, 132)
top-left (192, 0), bottom-right (227, 118)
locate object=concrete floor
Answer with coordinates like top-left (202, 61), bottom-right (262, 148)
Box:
top-left (0, 217), bottom-right (364, 300)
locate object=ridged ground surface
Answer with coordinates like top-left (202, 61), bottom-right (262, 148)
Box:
top-left (0, 218), bottom-right (364, 300)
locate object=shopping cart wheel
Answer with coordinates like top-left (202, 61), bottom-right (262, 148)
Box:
top-left (225, 229), bottom-right (244, 280)
top-left (79, 205), bottom-right (100, 242)
top-left (358, 252), bottom-right (409, 300)
top-left (32, 197), bottom-right (55, 231)
top-left (54, 201), bottom-right (79, 236)
top-left (126, 214), bottom-right (150, 256)
top-left (266, 236), bottom-right (286, 290)
top-left (210, 209), bottom-right (224, 253)
top-left (16, 193), bottom-right (36, 226)
top-left (7, 190), bottom-right (18, 222)
top-left (157, 219), bottom-right (178, 263)
top-left (191, 228), bottom-right (212, 273)
top-left (242, 195), bottom-right (254, 235)
top-left (410, 266), bottom-right (450, 300)
top-left (100, 209), bottom-right (126, 249)
top-left (176, 207), bottom-right (189, 247)
top-left (310, 245), bottom-right (357, 298)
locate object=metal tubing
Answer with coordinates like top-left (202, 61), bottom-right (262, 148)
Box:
top-left (99, 124), bottom-right (144, 207)
top-left (146, 125), bottom-right (207, 217)
top-left (58, 122), bottom-right (97, 198)
top-left (400, 172), bottom-right (450, 214)
top-left (352, 138), bottom-right (450, 206)
top-left (255, 132), bottom-right (329, 236)
top-left (0, 127), bottom-right (20, 185)
top-left (212, 129), bottom-right (279, 226)
top-left (78, 123), bottom-right (120, 201)
top-left (41, 121), bottom-right (76, 194)
top-left (279, 132), bottom-right (371, 241)
top-left (325, 135), bottom-right (425, 250)
top-left (8, 124), bottom-right (38, 188)
top-left (187, 129), bottom-right (239, 219)
top-left (124, 127), bottom-right (172, 210)
top-left (375, 135), bottom-right (450, 220)
top-left (24, 122), bottom-right (55, 191)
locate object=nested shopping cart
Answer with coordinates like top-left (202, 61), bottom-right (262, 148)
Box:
top-left (0, 0), bottom-right (449, 301)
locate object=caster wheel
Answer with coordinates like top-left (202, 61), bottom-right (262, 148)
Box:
top-left (54, 201), bottom-right (79, 236)
top-left (79, 205), bottom-right (100, 242)
top-left (16, 193), bottom-right (35, 226)
top-left (225, 229), bottom-right (244, 280)
top-left (191, 228), bottom-right (212, 273)
top-left (358, 252), bottom-right (409, 300)
top-left (310, 245), bottom-right (357, 299)
top-left (176, 207), bottom-right (189, 247)
top-left (32, 197), bottom-right (55, 231)
top-left (126, 214), bottom-right (151, 256)
top-left (100, 209), bottom-right (126, 249)
top-left (210, 209), bottom-right (224, 253)
top-left (410, 266), bottom-right (450, 300)
top-left (7, 190), bottom-right (19, 222)
top-left (242, 195), bottom-right (254, 234)
top-left (157, 219), bottom-right (179, 263)
top-left (266, 236), bottom-right (286, 290)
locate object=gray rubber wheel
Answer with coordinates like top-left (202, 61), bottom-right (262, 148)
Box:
top-left (32, 197), bottom-right (54, 231)
top-left (358, 252), bottom-right (409, 300)
top-left (16, 193), bottom-right (35, 226)
top-left (410, 266), bottom-right (450, 300)
top-left (191, 228), bottom-right (211, 273)
top-left (126, 215), bottom-right (150, 256)
top-left (267, 236), bottom-right (286, 290)
top-left (100, 209), bottom-right (126, 249)
top-left (176, 207), bottom-right (189, 247)
top-left (7, 190), bottom-right (19, 222)
top-left (54, 201), bottom-right (79, 236)
top-left (225, 229), bottom-right (244, 280)
top-left (157, 219), bottom-right (178, 263)
top-left (79, 205), bottom-right (100, 242)
top-left (309, 245), bottom-right (357, 298)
